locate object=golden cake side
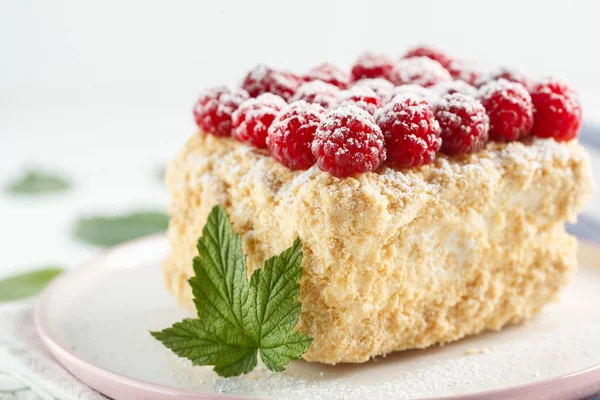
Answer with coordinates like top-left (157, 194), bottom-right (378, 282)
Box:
top-left (163, 131), bottom-right (593, 364)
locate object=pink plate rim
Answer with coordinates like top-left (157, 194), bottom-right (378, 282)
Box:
top-left (34, 234), bottom-right (600, 400)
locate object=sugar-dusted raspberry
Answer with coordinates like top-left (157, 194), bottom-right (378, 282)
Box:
top-left (242, 65), bottom-right (301, 101)
top-left (529, 78), bottom-right (582, 141)
top-left (312, 105), bottom-right (385, 178)
top-left (336, 86), bottom-right (384, 115)
top-left (232, 93), bottom-right (287, 148)
top-left (388, 84), bottom-right (439, 104)
top-left (290, 80), bottom-right (341, 109)
top-left (431, 80), bottom-right (478, 98)
top-left (193, 86), bottom-right (250, 137)
top-left (375, 95), bottom-right (441, 167)
top-left (446, 59), bottom-right (482, 86)
top-left (390, 57), bottom-right (452, 87)
top-left (434, 93), bottom-right (490, 155)
top-left (478, 79), bottom-right (533, 141)
top-left (267, 101), bottom-right (326, 170)
top-left (350, 52), bottom-right (395, 81)
top-left (352, 78), bottom-right (395, 104)
top-left (402, 45), bottom-right (453, 69)
top-left (476, 67), bottom-right (531, 88)
top-left (305, 63), bottom-right (351, 89)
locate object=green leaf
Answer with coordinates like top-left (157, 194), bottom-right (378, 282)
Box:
top-left (156, 165), bottom-right (166, 183)
top-left (5, 169), bottom-right (71, 195)
top-left (0, 267), bottom-right (63, 302)
top-left (73, 210), bottom-right (169, 247)
top-left (151, 205), bottom-right (312, 377)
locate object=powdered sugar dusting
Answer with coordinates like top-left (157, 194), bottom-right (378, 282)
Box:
top-left (336, 86), bottom-right (383, 115)
top-left (446, 59), bottom-right (486, 86)
top-left (271, 100), bottom-right (326, 141)
top-left (194, 86), bottom-right (250, 136)
top-left (352, 78), bottom-right (395, 103)
top-left (312, 105), bottom-right (385, 176)
top-left (234, 93), bottom-right (287, 121)
top-left (431, 80), bottom-right (477, 99)
top-left (475, 66), bottom-right (530, 88)
top-left (242, 64), bottom-right (301, 100)
top-left (390, 56), bottom-right (452, 87)
top-left (305, 63), bottom-right (351, 89)
top-left (435, 93), bottom-right (487, 121)
top-left (478, 78), bottom-right (531, 102)
top-left (389, 84), bottom-right (439, 104)
top-left (291, 80), bottom-right (342, 109)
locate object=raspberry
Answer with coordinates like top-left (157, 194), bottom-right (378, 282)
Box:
top-left (350, 52), bottom-right (395, 81)
top-left (267, 101), bottom-right (326, 170)
top-left (232, 93), bottom-right (287, 148)
top-left (476, 67), bottom-right (531, 88)
top-left (352, 78), bottom-right (395, 104)
top-left (291, 80), bottom-right (341, 109)
top-left (242, 65), bottom-right (301, 101)
top-left (446, 60), bottom-right (482, 86)
top-left (431, 80), bottom-right (477, 98)
top-left (337, 86), bottom-right (384, 115)
top-left (312, 106), bottom-right (385, 178)
top-left (390, 57), bottom-right (452, 87)
top-left (434, 93), bottom-right (489, 155)
top-left (478, 79), bottom-right (533, 141)
top-left (402, 45), bottom-right (453, 69)
top-left (389, 84), bottom-right (438, 104)
top-left (529, 78), bottom-right (582, 141)
top-left (193, 86), bottom-right (250, 137)
top-left (305, 63), bottom-right (351, 89)
top-left (374, 95), bottom-right (441, 168)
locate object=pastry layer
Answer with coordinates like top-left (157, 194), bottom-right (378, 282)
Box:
top-left (163, 131), bottom-right (593, 364)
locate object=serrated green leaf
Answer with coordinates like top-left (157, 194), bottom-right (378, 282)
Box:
top-left (0, 267), bottom-right (63, 302)
top-left (5, 169), bottom-right (71, 195)
top-left (73, 210), bottom-right (169, 247)
top-left (151, 205), bottom-right (313, 377)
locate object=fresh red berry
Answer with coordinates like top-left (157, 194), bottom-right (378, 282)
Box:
top-left (476, 67), bottom-right (531, 88)
top-left (242, 65), bottom-right (301, 101)
top-left (530, 78), bottom-right (582, 141)
top-left (431, 80), bottom-right (477, 98)
top-left (305, 63), bottom-right (351, 89)
top-left (434, 93), bottom-right (489, 155)
top-left (352, 78), bottom-right (395, 104)
top-left (446, 60), bottom-right (482, 86)
top-left (267, 101), bottom-right (326, 170)
top-left (478, 79), bottom-right (533, 141)
top-left (291, 80), bottom-right (341, 109)
top-left (232, 93), bottom-right (287, 148)
top-left (312, 106), bottom-right (385, 177)
top-left (375, 95), bottom-right (441, 167)
top-left (402, 45), bottom-right (453, 69)
top-left (389, 85), bottom-right (438, 104)
top-left (193, 86), bottom-right (250, 137)
top-left (351, 52), bottom-right (395, 81)
top-left (390, 57), bottom-right (452, 87)
top-left (337, 86), bottom-right (384, 115)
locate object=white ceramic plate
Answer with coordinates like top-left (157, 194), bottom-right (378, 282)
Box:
top-left (35, 235), bottom-right (600, 400)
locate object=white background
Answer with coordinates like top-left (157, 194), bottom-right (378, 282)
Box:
top-left (1, 0), bottom-right (599, 278)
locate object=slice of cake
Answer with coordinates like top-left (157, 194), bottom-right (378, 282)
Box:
top-left (163, 46), bottom-right (593, 364)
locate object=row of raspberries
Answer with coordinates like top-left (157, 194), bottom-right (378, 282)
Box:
top-left (193, 46), bottom-right (582, 178)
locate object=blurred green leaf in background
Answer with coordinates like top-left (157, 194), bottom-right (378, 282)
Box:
top-left (4, 168), bottom-right (71, 195)
top-left (156, 165), bottom-right (166, 183)
top-left (0, 267), bottom-right (64, 302)
top-left (73, 210), bottom-right (169, 247)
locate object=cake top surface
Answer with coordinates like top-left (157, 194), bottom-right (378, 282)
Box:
top-left (190, 45), bottom-right (583, 179)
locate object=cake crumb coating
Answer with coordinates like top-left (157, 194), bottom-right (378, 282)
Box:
top-left (163, 131), bottom-right (593, 364)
